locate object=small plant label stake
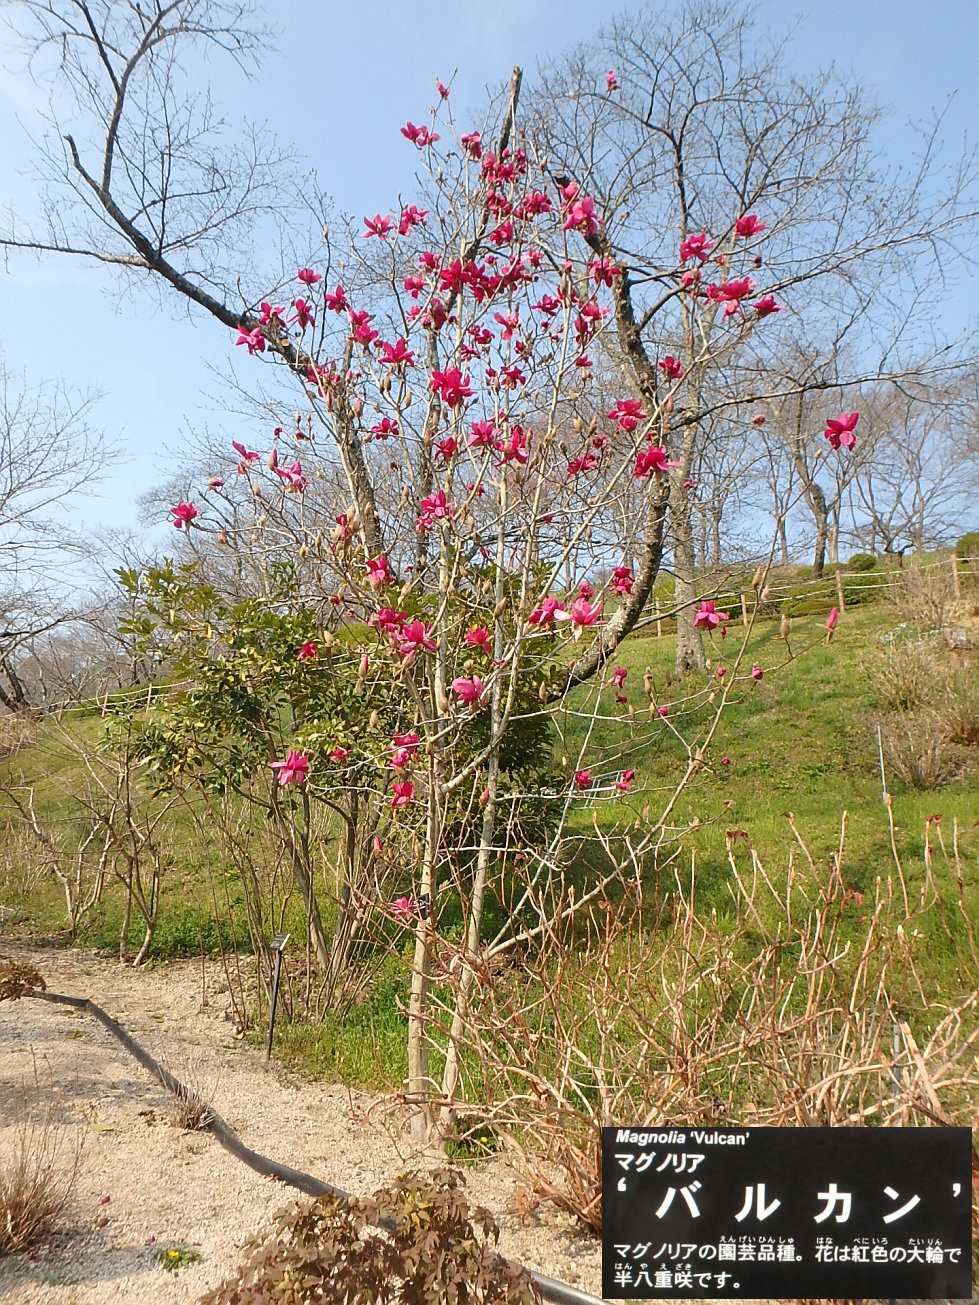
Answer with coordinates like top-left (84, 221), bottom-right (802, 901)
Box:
top-left (265, 932), bottom-right (290, 1065)
top-left (602, 1126), bottom-right (973, 1299)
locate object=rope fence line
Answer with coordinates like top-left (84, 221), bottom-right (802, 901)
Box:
top-left (15, 557), bottom-right (979, 718)
top-left (638, 554), bottom-right (978, 636)
top-left (23, 987), bottom-right (606, 1305)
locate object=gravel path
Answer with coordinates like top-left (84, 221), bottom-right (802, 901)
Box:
top-left (0, 943), bottom-right (601, 1303)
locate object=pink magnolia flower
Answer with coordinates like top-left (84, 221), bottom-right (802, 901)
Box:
top-left (324, 284), bottom-right (348, 312)
top-left (378, 337), bottom-right (415, 368)
top-left (608, 398), bottom-right (648, 432)
top-left (436, 77), bottom-right (450, 99)
top-left (589, 255), bottom-right (621, 286)
top-left (274, 460), bottom-right (308, 493)
top-left (169, 501), bottom-right (198, 529)
top-left (500, 425), bottom-right (530, 464)
top-left (390, 780), bottom-right (415, 809)
top-left (235, 326), bottom-right (265, 354)
top-left (460, 130), bottom-right (482, 159)
top-left (363, 213), bottom-right (395, 239)
top-left (720, 756), bottom-right (732, 767)
top-left (271, 750), bottom-right (310, 786)
top-left (467, 420), bottom-right (497, 451)
top-left (716, 665), bottom-right (727, 678)
top-left (297, 641), bottom-right (318, 661)
top-left (296, 267), bottom-right (321, 285)
top-left (401, 121), bottom-right (439, 148)
top-left (615, 768), bottom-right (635, 793)
top-left (658, 704), bottom-right (669, 718)
top-left (752, 295), bottom-right (781, 318)
top-left (751, 664), bottom-right (764, 681)
top-left (390, 894), bottom-right (416, 919)
top-left (735, 213), bottom-right (766, 238)
top-left (348, 308), bottom-right (378, 347)
top-left (329, 746), bottom-right (350, 763)
top-left (403, 273), bottom-right (426, 299)
top-left (610, 665), bottom-right (628, 689)
top-left (452, 675), bottom-right (486, 706)
top-left (679, 231), bottom-right (714, 263)
top-left (365, 555), bottom-right (393, 588)
top-left (398, 204), bottom-right (428, 235)
top-left (567, 597), bottom-right (602, 634)
top-left (659, 355), bottom-right (684, 381)
top-left (693, 600), bottom-right (730, 632)
top-left (417, 490), bottom-right (453, 530)
top-left (562, 194), bottom-right (601, 236)
top-left (430, 368), bottom-right (474, 408)
top-left (292, 298), bottom-right (314, 329)
top-left (823, 412), bottom-right (860, 450)
top-left (612, 565), bottom-right (634, 596)
top-left (207, 475), bottom-right (224, 489)
top-left (374, 606), bottom-right (407, 635)
top-left (392, 729), bottom-right (421, 752)
top-left (395, 619), bottom-right (437, 661)
top-left (529, 596), bottom-right (569, 628)
top-left (370, 416), bottom-right (399, 439)
top-left (707, 276), bottom-right (756, 317)
top-left (232, 440), bottom-right (259, 464)
top-left (574, 769), bottom-right (592, 790)
top-left (435, 436), bottom-right (459, 461)
top-left (826, 606), bottom-right (839, 634)
top-left (606, 68), bottom-right (618, 91)
top-left (259, 302), bottom-right (285, 327)
top-left (634, 445), bottom-right (679, 479)
top-left (465, 626), bottom-right (492, 652)
top-left (568, 451), bottom-right (598, 477)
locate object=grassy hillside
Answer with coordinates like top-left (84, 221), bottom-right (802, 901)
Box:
top-left (1, 604), bottom-right (976, 1089)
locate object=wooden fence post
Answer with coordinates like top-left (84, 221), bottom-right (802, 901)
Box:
top-left (740, 592), bottom-right (749, 626)
top-left (951, 555), bottom-right (962, 599)
top-left (655, 603), bottom-right (663, 638)
top-left (835, 570), bottom-right (846, 613)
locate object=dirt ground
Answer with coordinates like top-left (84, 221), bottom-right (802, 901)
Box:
top-left (0, 943), bottom-right (602, 1303)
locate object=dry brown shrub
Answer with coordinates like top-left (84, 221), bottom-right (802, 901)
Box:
top-left (877, 709), bottom-right (965, 789)
top-left (201, 1169), bottom-right (541, 1304)
top-left (0, 827), bottom-right (50, 911)
top-left (867, 638), bottom-right (944, 711)
top-left (890, 561), bottom-right (956, 628)
top-left (160, 1051), bottom-right (217, 1131)
top-left (440, 822), bottom-right (978, 1232)
top-left (0, 712), bottom-right (36, 758)
top-left (0, 956), bottom-right (45, 1003)
top-left (0, 1105), bottom-right (81, 1256)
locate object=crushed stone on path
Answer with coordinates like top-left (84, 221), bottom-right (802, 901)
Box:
top-left (0, 943), bottom-right (602, 1303)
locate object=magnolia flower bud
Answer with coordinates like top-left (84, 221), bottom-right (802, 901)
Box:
top-left (751, 566), bottom-right (764, 590)
top-left (267, 450), bottom-right (278, 470)
top-left (358, 653), bottom-right (370, 679)
top-left (493, 597), bottom-right (508, 618)
top-left (779, 613), bottom-right (791, 641)
top-left (478, 787), bottom-right (491, 808)
top-left (217, 528), bottom-right (228, 546)
top-left (369, 710), bottom-right (380, 730)
top-left (350, 396), bottom-right (364, 417)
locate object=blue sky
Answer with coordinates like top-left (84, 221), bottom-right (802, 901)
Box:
top-left (1, 0), bottom-right (977, 548)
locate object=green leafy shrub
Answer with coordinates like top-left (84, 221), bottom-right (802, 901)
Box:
top-left (201, 1169), bottom-right (541, 1304)
top-left (955, 531), bottom-right (979, 561)
top-left (846, 552), bottom-right (878, 572)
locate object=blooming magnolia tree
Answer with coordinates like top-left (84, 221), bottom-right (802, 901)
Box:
top-left (110, 68), bottom-right (866, 1139)
top-left (4, 2), bottom-right (964, 1145)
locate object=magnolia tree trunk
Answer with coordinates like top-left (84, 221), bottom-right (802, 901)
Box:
top-left (672, 431), bottom-right (706, 675)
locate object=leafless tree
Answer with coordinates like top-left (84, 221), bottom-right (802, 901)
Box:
top-left (846, 379), bottom-right (979, 558)
top-left (0, 362), bottom-right (114, 707)
top-left (529, 0), bottom-right (978, 664)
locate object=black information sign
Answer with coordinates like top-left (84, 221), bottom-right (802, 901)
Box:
top-left (602, 1126), bottom-right (973, 1299)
